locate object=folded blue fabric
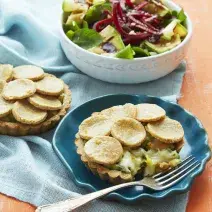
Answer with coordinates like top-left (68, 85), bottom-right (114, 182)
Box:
top-left (0, 0), bottom-right (188, 211)
top-left (0, 0), bottom-right (75, 72)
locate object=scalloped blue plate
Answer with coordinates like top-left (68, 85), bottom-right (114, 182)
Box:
top-left (53, 94), bottom-right (211, 202)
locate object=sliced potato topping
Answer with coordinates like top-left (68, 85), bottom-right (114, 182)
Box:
top-left (0, 96), bottom-right (13, 118)
top-left (2, 79), bottom-right (36, 100)
top-left (0, 64), bottom-right (13, 82)
top-left (13, 65), bottom-right (44, 81)
top-left (146, 117), bottom-right (184, 143)
top-left (99, 103), bottom-right (137, 120)
top-left (12, 100), bottom-right (47, 125)
top-left (79, 115), bottom-right (113, 140)
top-left (111, 118), bottom-right (146, 148)
top-left (36, 76), bottom-right (64, 96)
top-left (28, 93), bottom-right (62, 111)
top-left (136, 103), bottom-right (166, 122)
top-left (84, 136), bottom-right (123, 165)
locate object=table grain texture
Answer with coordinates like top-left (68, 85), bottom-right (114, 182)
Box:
top-left (0, 0), bottom-right (212, 211)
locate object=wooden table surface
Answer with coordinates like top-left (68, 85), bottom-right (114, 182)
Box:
top-left (0, 0), bottom-right (212, 211)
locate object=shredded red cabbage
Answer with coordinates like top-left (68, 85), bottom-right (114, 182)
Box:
top-left (117, 1), bottom-right (125, 21)
top-left (134, 1), bottom-right (148, 10)
top-left (125, 0), bottom-right (134, 8)
top-left (103, 10), bottom-right (112, 17)
top-left (92, 0), bottom-right (163, 44)
top-left (93, 18), bottom-right (113, 32)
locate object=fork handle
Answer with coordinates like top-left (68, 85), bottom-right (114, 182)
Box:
top-left (36, 181), bottom-right (139, 212)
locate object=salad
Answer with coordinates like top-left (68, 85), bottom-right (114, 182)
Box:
top-left (62, 0), bottom-right (188, 59)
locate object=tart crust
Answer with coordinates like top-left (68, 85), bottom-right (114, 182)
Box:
top-left (0, 84), bottom-right (71, 136)
top-left (75, 136), bottom-right (133, 184)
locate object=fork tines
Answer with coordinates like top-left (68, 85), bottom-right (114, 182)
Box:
top-left (153, 155), bottom-right (201, 190)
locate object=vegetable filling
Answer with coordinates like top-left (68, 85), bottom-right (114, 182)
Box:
top-left (83, 134), bottom-right (181, 177)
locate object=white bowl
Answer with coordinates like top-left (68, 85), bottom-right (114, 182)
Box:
top-left (59, 0), bottom-right (192, 84)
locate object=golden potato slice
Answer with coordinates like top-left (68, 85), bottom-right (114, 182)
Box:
top-left (111, 118), bottom-right (146, 148)
top-left (36, 76), bottom-right (64, 96)
top-left (79, 115), bottom-right (113, 140)
top-left (84, 136), bottom-right (123, 165)
top-left (28, 93), bottom-right (62, 111)
top-left (0, 64), bottom-right (13, 82)
top-left (2, 79), bottom-right (36, 100)
top-left (0, 96), bottom-right (13, 118)
top-left (136, 103), bottom-right (166, 122)
top-left (12, 100), bottom-right (47, 125)
top-left (13, 65), bottom-right (44, 81)
top-left (146, 117), bottom-right (184, 143)
top-left (100, 103), bottom-right (137, 120)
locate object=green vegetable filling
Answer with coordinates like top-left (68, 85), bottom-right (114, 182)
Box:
top-left (106, 147), bottom-right (180, 177)
top-left (107, 150), bottom-right (145, 176)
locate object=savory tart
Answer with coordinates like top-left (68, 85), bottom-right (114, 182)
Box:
top-left (75, 103), bottom-right (185, 184)
top-left (0, 64), bottom-right (71, 136)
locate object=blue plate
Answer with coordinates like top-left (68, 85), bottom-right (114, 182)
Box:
top-left (53, 94), bottom-right (211, 202)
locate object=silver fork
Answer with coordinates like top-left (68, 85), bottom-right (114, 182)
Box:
top-left (36, 155), bottom-right (200, 212)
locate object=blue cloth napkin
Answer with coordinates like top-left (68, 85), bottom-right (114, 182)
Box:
top-left (0, 0), bottom-right (188, 211)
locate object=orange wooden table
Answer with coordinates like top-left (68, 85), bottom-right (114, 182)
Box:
top-left (0, 0), bottom-right (212, 211)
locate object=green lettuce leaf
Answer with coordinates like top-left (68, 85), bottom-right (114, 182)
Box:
top-left (63, 20), bottom-right (80, 33)
top-left (85, 3), bottom-right (112, 24)
top-left (177, 9), bottom-right (187, 23)
top-left (72, 28), bottom-right (103, 49)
